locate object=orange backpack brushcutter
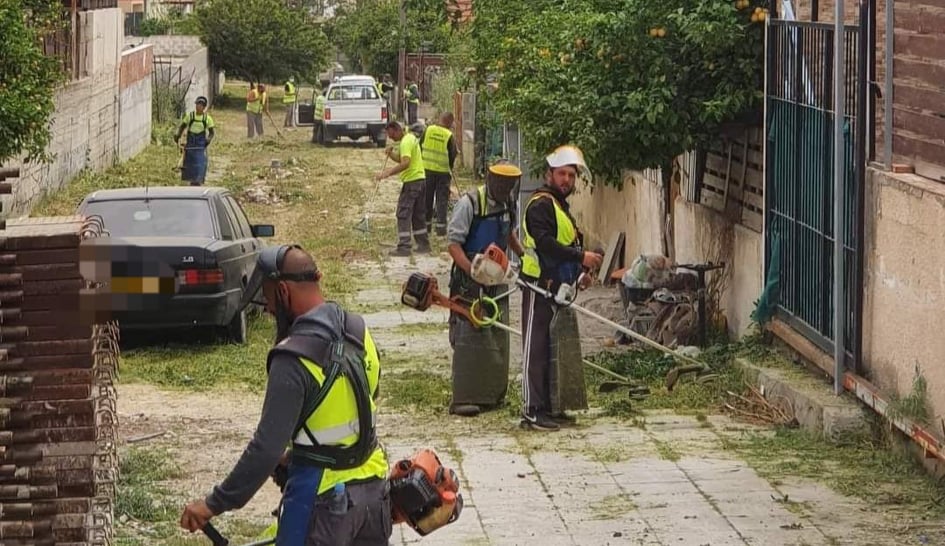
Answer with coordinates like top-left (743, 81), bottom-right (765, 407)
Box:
top-left (389, 448), bottom-right (464, 536)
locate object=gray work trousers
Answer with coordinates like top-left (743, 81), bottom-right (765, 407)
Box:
top-left (284, 103), bottom-right (297, 127)
top-left (424, 171), bottom-right (451, 235)
top-left (306, 478), bottom-right (392, 546)
top-left (396, 180), bottom-right (430, 251)
top-left (247, 112), bottom-right (264, 138)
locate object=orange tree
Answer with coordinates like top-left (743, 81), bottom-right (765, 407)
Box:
top-left (469, 0), bottom-right (767, 185)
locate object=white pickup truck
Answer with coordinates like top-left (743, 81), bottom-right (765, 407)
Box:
top-left (315, 75), bottom-right (388, 147)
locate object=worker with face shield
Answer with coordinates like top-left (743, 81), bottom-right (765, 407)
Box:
top-left (445, 160), bottom-right (525, 417)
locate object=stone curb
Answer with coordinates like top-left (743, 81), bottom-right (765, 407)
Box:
top-left (734, 357), bottom-right (870, 441)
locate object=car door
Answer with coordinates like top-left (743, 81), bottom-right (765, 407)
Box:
top-left (211, 196), bottom-right (247, 294)
top-left (222, 194), bottom-right (260, 289)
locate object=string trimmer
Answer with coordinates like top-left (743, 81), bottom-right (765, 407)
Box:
top-left (399, 267), bottom-right (649, 399)
top-left (402, 244), bottom-right (716, 392)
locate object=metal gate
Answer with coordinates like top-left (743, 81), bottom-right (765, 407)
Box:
top-left (764, 20), bottom-right (862, 362)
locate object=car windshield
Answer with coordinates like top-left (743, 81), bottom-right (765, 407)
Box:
top-left (83, 198), bottom-right (215, 238)
top-left (328, 85), bottom-right (378, 100)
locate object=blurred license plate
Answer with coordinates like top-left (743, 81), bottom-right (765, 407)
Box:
top-left (348, 123), bottom-right (367, 130)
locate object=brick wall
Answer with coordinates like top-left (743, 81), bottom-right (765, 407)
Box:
top-left (889, 0), bottom-right (945, 181)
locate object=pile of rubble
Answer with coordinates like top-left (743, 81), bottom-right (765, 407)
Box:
top-left (0, 215), bottom-right (119, 545)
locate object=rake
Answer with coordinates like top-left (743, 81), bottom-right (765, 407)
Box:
top-left (354, 155), bottom-right (391, 233)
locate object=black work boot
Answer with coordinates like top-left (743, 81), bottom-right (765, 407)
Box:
top-left (389, 246), bottom-right (411, 257)
top-left (449, 404), bottom-right (481, 417)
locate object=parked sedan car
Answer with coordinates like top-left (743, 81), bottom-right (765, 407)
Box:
top-left (76, 186), bottom-right (274, 343)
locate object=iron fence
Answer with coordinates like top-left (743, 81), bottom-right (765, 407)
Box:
top-left (764, 20), bottom-right (862, 365)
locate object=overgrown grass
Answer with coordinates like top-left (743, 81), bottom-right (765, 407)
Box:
top-left (34, 84), bottom-right (401, 393)
top-left (723, 424), bottom-right (945, 517)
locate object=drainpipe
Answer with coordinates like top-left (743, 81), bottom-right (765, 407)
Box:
top-left (852, 0), bottom-right (869, 376)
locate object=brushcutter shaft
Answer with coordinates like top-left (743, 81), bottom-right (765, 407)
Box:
top-left (484, 315), bottom-right (637, 384)
top-left (516, 280), bottom-right (706, 369)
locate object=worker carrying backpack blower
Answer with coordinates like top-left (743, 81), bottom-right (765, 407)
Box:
top-left (179, 244), bottom-right (462, 546)
top-left (445, 160), bottom-right (525, 417)
top-left (519, 145), bottom-right (604, 431)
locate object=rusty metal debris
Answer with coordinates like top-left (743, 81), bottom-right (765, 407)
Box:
top-left (0, 214), bottom-right (119, 546)
top-left (723, 383), bottom-right (797, 427)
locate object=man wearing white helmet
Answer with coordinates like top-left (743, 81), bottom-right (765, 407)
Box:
top-left (519, 145), bottom-right (603, 431)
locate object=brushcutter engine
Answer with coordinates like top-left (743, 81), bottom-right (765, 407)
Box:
top-left (401, 272), bottom-right (437, 311)
top-left (470, 243), bottom-right (518, 287)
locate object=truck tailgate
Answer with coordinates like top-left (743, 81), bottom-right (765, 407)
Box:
top-left (326, 101), bottom-right (384, 123)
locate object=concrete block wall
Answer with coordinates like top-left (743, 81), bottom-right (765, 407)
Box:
top-left (4, 8), bottom-right (126, 216)
top-left (568, 170), bottom-right (764, 340)
top-left (118, 44), bottom-right (153, 161)
top-left (125, 34), bottom-right (203, 58)
top-left (862, 167), bottom-right (945, 430)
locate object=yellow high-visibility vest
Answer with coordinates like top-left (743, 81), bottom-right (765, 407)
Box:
top-left (283, 81), bottom-right (296, 104)
top-left (520, 192), bottom-right (578, 279)
top-left (289, 328), bottom-right (388, 495)
top-left (421, 125), bottom-right (452, 173)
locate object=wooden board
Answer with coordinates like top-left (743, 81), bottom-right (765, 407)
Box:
top-left (597, 231), bottom-right (625, 286)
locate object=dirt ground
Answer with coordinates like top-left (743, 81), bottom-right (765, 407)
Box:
top-left (83, 87), bottom-right (945, 546)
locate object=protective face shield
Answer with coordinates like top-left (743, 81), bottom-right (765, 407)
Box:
top-left (485, 162), bottom-right (521, 204)
top-left (545, 145), bottom-right (592, 184)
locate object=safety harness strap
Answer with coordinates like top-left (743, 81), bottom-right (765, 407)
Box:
top-left (266, 312), bottom-right (378, 470)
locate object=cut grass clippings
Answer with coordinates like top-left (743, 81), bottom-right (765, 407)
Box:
top-left (34, 82), bottom-right (399, 393)
top-left (724, 424), bottom-right (945, 518)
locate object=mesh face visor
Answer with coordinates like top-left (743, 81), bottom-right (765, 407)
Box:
top-left (238, 244), bottom-right (320, 311)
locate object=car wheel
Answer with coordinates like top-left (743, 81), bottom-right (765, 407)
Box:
top-left (227, 308), bottom-right (248, 344)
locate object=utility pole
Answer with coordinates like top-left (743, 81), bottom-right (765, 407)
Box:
top-left (832, 0), bottom-right (845, 395)
top-left (398, 0), bottom-right (406, 121)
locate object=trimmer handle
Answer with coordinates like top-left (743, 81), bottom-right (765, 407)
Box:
top-left (202, 522), bottom-right (230, 546)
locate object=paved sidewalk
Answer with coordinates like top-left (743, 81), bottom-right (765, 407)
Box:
top-left (350, 253), bottom-right (907, 546)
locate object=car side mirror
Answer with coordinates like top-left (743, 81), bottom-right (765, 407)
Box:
top-left (251, 224), bottom-right (275, 237)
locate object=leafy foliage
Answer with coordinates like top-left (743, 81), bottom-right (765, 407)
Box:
top-left (196, 0), bottom-right (330, 84)
top-left (326, 0), bottom-right (457, 77)
top-left (0, 0), bottom-right (66, 164)
top-left (469, 0), bottom-right (766, 185)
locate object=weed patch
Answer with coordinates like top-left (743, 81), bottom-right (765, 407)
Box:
top-left (589, 493), bottom-right (638, 520)
top-left (115, 446), bottom-right (182, 523)
top-left (379, 369), bottom-right (451, 415)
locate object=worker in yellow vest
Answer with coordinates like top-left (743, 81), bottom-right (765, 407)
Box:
top-left (405, 77), bottom-right (420, 124)
top-left (179, 244), bottom-right (392, 545)
top-left (375, 121), bottom-right (429, 257)
top-left (246, 82), bottom-right (264, 138)
top-left (283, 77), bottom-right (297, 128)
top-left (311, 87), bottom-right (327, 144)
top-left (246, 83), bottom-right (269, 138)
top-left (519, 145), bottom-right (603, 432)
top-left (420, 111), bottom-right (458, 236)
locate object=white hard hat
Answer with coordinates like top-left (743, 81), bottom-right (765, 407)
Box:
top-left (546, 145), bottom-right (591, 180)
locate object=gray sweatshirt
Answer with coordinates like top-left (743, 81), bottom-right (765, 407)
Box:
top-left (204, 302), bottom-right (351, 514)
